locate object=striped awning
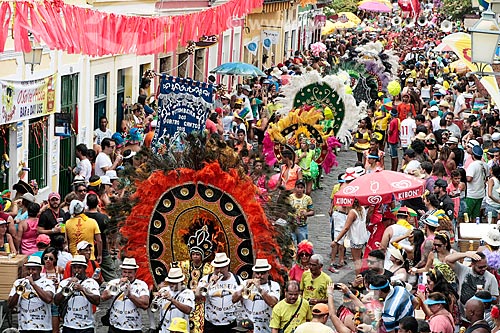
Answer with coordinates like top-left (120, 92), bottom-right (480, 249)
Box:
top-left (263, 1), bottom-right (291, 12)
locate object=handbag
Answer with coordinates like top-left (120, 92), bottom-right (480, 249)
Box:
top-left (278, 297), bottom-right (303, 333)
top-left (101, 291), bottom-right (123, 326)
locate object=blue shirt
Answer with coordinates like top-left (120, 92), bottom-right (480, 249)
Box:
top-left (382, 286), bottom-right (415, 332)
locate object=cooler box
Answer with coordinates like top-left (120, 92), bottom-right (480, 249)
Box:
top-left (458, 223), bottom-right (493, 252)
top-left (0, 255), bottom-right (27, 300)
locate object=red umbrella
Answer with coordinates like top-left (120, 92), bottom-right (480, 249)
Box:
top-left (334, 170), bottom-right (425, 206)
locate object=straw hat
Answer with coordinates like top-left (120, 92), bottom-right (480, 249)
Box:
top-left (120, 258), bottom-right (139, 270)
top-left (252, 258), bottom-right (272, 272)
top-left (211, 252), bottom-right (230, 267)
top-left (165, 268), bottom-right (185, 283)
top-left (71, 255), bottom-right (88, 267)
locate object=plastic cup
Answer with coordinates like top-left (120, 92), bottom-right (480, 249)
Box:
top-left (477, 285), bottom-right (484, 290)
top-left (417, 284), bottom-right (426, 293)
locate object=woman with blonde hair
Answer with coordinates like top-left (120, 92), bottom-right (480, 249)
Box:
top-left (333, 199), bottom-right (368, 274)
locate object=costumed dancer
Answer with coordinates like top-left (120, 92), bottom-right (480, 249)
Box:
top-left (195, 252), bottom-right (243, 333)
top-left (180, 225), bottom-right (214, 333)
top-left (8, 256), bottom-right (55, 332)
top-left (232, 259), bottom-right (281, 333)
top-left (153, 267), bottom-right (194, 333)
top-left (350, 117), bottom-right (373, 163)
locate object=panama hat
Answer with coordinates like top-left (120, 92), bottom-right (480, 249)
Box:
top-left (24, 256), bottom-right (43, 267)
top-left (21, 193), bottom-right (36, 203)
top-left (389, 248), bottom-right (405, 262)
top-left (424, 215), bottom-right (439, 228)
top-left (252, 258), bottom-right (272, 272)
top-left (70, 255), bottom-right (88, 267)
top-left (211, 252), bottom-right (230, 267)
top-left (165, 267), bottom-right (185, 283)
top-left (120, 257), bottom-right (139, 270)
top-left (483, 226), bottom-right (500, 247)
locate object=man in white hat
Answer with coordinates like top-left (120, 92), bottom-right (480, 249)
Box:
top-left (8, 256), bottom-right (55, 332)
top-left (196, 252), bottom-right (242, 332)
top-left (232, 259), bottom-right (280, 333)
top-left (154, 267), bottom-right (194, 333)
top-left (101, 257), bottom-right (150, 332)
top-left (54, 254), bottom-right (100, 332)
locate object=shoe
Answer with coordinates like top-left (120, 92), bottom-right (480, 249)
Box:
top-left (328, 266), bottom-right (339, 273)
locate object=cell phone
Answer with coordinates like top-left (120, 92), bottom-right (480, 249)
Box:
top-left (334, 283), bottom-right (342, 290)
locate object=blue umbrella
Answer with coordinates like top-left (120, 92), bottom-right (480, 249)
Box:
top-left (210, 62), bottom-right (266, 77)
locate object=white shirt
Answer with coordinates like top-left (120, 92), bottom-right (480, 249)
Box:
top-left (58, 277), bottom-right (100, 329)
top-left (466, 159), bottom-right (487, 199)
top-left (109, 278), bottom-right (149, 331)
top-left (9, 276), bottom-right (55, 331)
top-left (241, 280), bottom-right (281, 333)
top-left (198, 273), bottom-right (243, 326)
top-left (384, 224), bottom-right (412, 270)
top-left (95, 152), bottom-right (112, 177)
top-left (159, 287), bottom-right (195, 333)
top-left (400, 118), bottom-right (416, 148)
top-left (76, 158), bottom-right (92, 181)
top-left (431, 116), bottom-right (441, 132)
top-left (454, 93), bottom-right (466, 118)
top-left (94, 128), bottom-right (112, 145)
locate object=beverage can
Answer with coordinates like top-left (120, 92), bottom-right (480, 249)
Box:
top-left (92, 267), bottom-right (101, 280)
top-left (464, 213), bottom-right (469, 223)
top-left (4, 243), bottom-right (10, 254)
top-left (476, 217), bottom-right (481, 224)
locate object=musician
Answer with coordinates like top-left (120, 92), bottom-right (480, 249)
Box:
top-left (154, 267), bottom-right (194, 333)
top-left (54, 255), bottom-right (100, 333)
top-left (196, 252), bottom-right (243, 333)
top-left (101, 257), bottom-right (150, 333)
top-left (8, 256), bottom-right (55, 332)
top-left (232, 259), bottom-right (280, 333)
top-left (180, 226), bottom-right (214, 333)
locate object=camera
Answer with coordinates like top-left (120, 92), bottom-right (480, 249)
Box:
top-left (334, 283), bottom-right (342, 290)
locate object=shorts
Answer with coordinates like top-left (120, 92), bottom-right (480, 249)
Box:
top-left (291, 225), bottom-right (308, 245)
top-left (332, 211), bottom-right (347, 244)
top-left (458, 198), bottom-right (467, 218)
top-left (388, 143), bottom-right (398, 158)
top-left (465, 197), bottom-right (482, 219)
top-left (485, 203), bottom-right (500, 218)
top-left (350, 243), bottom-right (365, 249)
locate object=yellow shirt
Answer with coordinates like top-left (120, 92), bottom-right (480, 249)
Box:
top-left (374, 110), bottom-right (390, 131)
top-left (65, 214), bottom-right (101, 260)
top-left (270, 297), bottom-right (312, 333)
top-left (300, 271), bottom-right (332, 302)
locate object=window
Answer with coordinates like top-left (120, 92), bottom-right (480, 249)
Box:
top-left (178, 53), bottom-right (188, 78)
top-left (59, 74), bottom-right (78, 197)
top-left (94, 73), bottom-right (108, 129)
top-left (194, 49), bottom-right (205, 82)
top-left (28, 117), bottom-right (48, 189)
top-left (160, 56), bottom-right (172, 73)
top-left (116, 69), bottom-right (126, 132)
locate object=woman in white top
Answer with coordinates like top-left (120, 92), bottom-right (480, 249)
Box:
top-left (333, 199), bottom-right (368, 275)
top-left (486, 165), bottom-right (500, 223)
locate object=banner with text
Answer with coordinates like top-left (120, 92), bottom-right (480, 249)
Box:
top-left (0, 73), bottom-right (57, 125)
top-left (152, 75), bottom-right (214, 153)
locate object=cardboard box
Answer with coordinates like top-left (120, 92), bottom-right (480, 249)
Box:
top-left (0, 255), bottom-right (27, 300)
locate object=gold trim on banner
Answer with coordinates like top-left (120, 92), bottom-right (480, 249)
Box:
top-left (263, 1), bottom-right (290, 12)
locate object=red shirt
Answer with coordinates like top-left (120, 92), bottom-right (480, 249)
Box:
top-left (397, 103), bottom-right (415, 122)
top-left (387, 117), bottom-right (400, 144)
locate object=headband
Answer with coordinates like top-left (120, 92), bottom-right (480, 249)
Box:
top-left (369, 281), bottom-right (390, 290)
top-left (471, 296), bottom-right (495, 303)
top-left (423, 299), bottom-right (447, 305)
top-left (89, 178), bottom-right (102, 187)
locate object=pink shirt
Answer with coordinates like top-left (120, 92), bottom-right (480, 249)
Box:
top-left (21, 218), bottom-right (39, 255)
top-left (429, 311), bottom-right (454, 333)
top-left (289, 264), bottom-right (308, 282)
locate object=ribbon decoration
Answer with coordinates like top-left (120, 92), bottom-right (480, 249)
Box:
top-left (1, 0), bottom-right (263, 57)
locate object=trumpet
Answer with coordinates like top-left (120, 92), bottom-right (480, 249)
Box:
top-left (15, 278), bottom-right (30, 296)
top-left (199, 273), bottom-right (223, 297)
top-left (106, 280), bottom-right (130, 296)
top-left (242, 279), bottom-right (260, 300)
top-left (151, 287), bottom-right (170, 313)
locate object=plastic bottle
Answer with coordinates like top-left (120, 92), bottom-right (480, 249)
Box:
top-left (476, 217), bottom-right (481, 224)
top-left (464, 213), bottom-right (469, 223)
top-left (92, 268), bottom-right (101, 280)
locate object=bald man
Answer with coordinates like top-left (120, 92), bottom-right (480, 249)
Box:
top-left (464, 299), bottom-right (490, 333)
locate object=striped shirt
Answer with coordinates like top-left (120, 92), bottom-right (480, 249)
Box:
top-left (382, 286), bottom-right (415, 332)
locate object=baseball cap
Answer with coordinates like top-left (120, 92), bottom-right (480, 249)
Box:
top-left (36, 234), bottom-right (51, 246)
top-left (434, 179), bottom-right (448, 188)
top-left (312, 303), bottom-right (330, 315)
top-left (48, 192), bottom-right (61, 201)
top-left (76, 241), bottom-right (92, 251)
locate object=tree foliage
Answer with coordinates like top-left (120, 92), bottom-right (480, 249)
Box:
top-left (439, 0), bottom-right (473, 20)
top-left (324, 0), bottom-right (358, 16)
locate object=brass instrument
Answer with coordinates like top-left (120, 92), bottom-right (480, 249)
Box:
top-left (15, 278), bottom-right (29, 296)
top-left (242, 279), bottom-right (260, 301)
top-left (106, 280), bottom-right (130, 296)
top-left (151, 287), bottom-right (171, 313)
top-left (199, 273), bottom-right (223, 297)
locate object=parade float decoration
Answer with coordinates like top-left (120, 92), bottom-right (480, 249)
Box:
top-left (108, 75), bottom-right (292, 291)
top-left (263, 70), bottom-right (365, 171)
top-left (330, 62), bottom-right (380, 107)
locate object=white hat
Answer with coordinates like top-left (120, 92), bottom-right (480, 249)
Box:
top-left (120, 258), bottom-right (139, 270)
top-left (493, 132), bottom-right (500, 142)
top-left (150, 119), bottom-right (158, 128)
top-left (21, 193), bottom-right (36, 203)
top-left (70, 254), bottom-right (88, 267)
top-left (342, 167), bottom-right (362, 181)
top-left (467, 140), bottom-right (480, 148)
top-left (483, 226), bottom-right (500, 247)
top-left (271, 67), bottom-right (282, 78)
top-left (429, 105), bottom-right (439, 112)
top-left (77, 241), bottom-right (92, 251)
top-left (252, 258), bottom-right (272, 272)
top-left (105, 170), bottom-right (119, 180)
top-left (69, 200), bottom-right (85, 215)
top-left (165, 267), bottom-right (185, 283)
top-left (389, 248), bottom-right (405, 262)
top-left (100, 176), bottom-right (112, 186)
top-left (424, 215), bottom-right (439, 227)
top-left (211, 252), bottom-right (231, 267)
top-left (24, 256), bottom-right (43, 267)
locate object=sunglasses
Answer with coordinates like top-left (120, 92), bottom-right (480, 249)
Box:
top-left (433, 243), bottom-right (443, 247)
top-left (44, 256), bottom-right (55, 261)
top-left (299, 253), bottom-right (311, 257)
top-left (77, 189), bottom-right (87, 193)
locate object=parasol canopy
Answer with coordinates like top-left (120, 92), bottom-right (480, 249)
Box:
top-left (333, 170), bottom-right (425, 206)
top-left (210, 62), bottom-right (266, 77)
top-left (358, 0), bottom-right (392, 12)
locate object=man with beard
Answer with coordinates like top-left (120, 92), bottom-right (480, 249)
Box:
top-left (233, 259), bottom-right (280, 333)
top-left (154, 267), bottom-right (195, 333)
top-left (74, 183), bottom-right (88, 202)
top-left (270, 281), bottom-right (311, 333)
top-left (37, 192), bottom-right (67, 245)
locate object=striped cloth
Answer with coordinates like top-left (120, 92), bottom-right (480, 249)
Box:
top-left (382, 286), bottom-right (415, 332)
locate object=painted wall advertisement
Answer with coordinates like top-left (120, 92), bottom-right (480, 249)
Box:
top-left (0, 73), bottom-right (57, 125)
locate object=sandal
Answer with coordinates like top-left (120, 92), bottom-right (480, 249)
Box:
top-left (328, 265), bottom-right (339, 273)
